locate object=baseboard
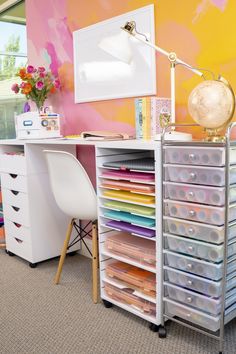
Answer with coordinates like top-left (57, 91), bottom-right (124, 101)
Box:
top-left (79, 238), bottom-right (92, 258)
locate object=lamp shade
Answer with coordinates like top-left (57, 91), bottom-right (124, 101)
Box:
top-left (98, 30), bottom-right (133, 64)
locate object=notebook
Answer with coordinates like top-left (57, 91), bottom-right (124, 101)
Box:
top-left (103, 157), bottom-right (154, 171)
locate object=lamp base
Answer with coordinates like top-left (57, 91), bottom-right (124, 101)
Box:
top-left (154, 131), bottom-right (192, 141)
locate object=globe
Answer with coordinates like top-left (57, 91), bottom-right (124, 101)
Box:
top-left (188, 78), bottom-right (235, 130)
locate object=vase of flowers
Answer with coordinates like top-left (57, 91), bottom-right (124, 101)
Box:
top-left (11, 65), bottom-right (60, 112)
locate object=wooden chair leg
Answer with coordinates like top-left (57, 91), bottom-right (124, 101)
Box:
top-left (54, 218), bottom-right (74, 285)
top-left (92, 221), bottom-right (99, 303)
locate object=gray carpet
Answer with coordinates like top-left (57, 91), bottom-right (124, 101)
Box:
top-left (0, 250), bottom-right (236, 354)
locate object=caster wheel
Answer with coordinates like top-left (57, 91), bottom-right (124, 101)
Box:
top-left (158, 326), bottom-right (167, 339)
top-left (7, 251), bottom-right (15, 257)
top-left (68, 251), bottom-right (77, 256)
top-left (29, 262), bottom-right (37, 268)
top-left (149, 323), bottom-right (159, 332)
top-left (219, 352), bottom-right (223, 354)
top-left (102, 299), bottom-right (113, 308)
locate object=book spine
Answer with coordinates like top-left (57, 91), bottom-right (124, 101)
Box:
top-left (135, 98), bottom-right (143, 139)
top-left (144, 97), bottom-right (151, 139)
top-left (150, 97), bottom-right (157, 138)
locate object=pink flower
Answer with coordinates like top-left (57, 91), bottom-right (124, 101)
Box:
top-left (11, 83), bottom-right (19, 93)
top-left (54, 79), bottom-right (60, 89)
top-left (39, 72), bottom-right (45, 78)
top-left (36, 81), bottom-right (44, 90)
top-left (27, 65), bottom-right (35, 73)
top-left (38, 66), bottom-right (46, 73)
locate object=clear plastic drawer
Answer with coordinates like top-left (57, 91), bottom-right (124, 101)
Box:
top-left (164, 298), bottom-right (220, 332)
top-left (165, 283), bottom-right (221, 315)
top-left (164, 164), bottom-right (236, 186)
top-left (164, 146), bottom-right (225, 166)
top-left (164, 217), bottom-right (236, 244)
top-left (164, 251), bottom-right (223, 280)
top-left (164, 200), bottom-right (236, 226)
top-left (164, 266), bottom-right (222, 297)
top-left (164, 233), bottom-right (224, 262)
top-left (164, 182), bottom-right (236, 206)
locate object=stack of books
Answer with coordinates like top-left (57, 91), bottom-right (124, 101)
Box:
top-left (135, 97), bottom-right (171, 139)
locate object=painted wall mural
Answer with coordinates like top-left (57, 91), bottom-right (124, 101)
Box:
top-left (26, 0), bottom-right (236, 140)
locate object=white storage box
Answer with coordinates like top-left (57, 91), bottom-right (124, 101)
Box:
top-left (15, 111), bottom-right (61, 139)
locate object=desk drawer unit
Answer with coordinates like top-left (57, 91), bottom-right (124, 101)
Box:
top-left (6, 233), bottom-right (32, 260)
top-left (1, 173), bottom-right (27, 193)
top-left (0, 153), bottom-right (26, 175)
top-left (162, 140), bottom-right (236, 351)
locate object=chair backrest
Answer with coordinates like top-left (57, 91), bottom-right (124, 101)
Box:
top-left (44, 150), bottom-right (97, 220)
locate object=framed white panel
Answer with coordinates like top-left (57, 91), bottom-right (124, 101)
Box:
top-left (73, 5), bottom-right (156, 103)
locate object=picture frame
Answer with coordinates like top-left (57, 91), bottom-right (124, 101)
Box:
top-left (73, 4), bottom-right (156, 103)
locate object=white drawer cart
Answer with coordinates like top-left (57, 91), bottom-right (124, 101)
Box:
top-left (161, 124), bottom-right (236, 353)
top-left (95, 140), bottom-right (163, 331)
top-left (0, 141), bottom-right (80, 267)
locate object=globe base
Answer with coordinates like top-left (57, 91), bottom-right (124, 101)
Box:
top-left (204, 128), bottom-right (226, 143)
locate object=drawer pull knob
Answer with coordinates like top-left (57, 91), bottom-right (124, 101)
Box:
top-left (189, 172), bottom-right (196, 180)
top-left (187, 280), bottom-right (193, 285)
top-left (186, 313), bottom-right (192, 318)
top-left (11, 190), bottom-right (19, 196)
top-left (9, 174), bottom-right (17, 179)
top-left (188, 191), bottom-right (194, 198)
top-left (187, 297), bottom-right (193, 303)
top-left (188, 246), bottom-right (194, 252)
top-left (188, 227), bottom-right (194, 235)
top-left (12, 206), bottom-right (20, 212)
top-left (189, 210), bottom-right (196, 217)
top-left (189, 154), bottom-right (195, 161)
top-left (187, 263), bottom-right (193, 270)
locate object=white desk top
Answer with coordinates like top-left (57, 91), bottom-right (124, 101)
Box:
top-left (0, 138), bottom-right (160, 149)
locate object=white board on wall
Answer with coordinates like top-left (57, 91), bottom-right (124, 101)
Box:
top-left (73, 4), bottom-right (156, 103)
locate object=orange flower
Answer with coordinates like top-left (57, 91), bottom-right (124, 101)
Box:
top-left (18, 68), bottom-right (27, 79)
top-left (22, 83), bottom-right (32, 94)
top-left (25, 73), bottom-right (32, 80)
top-left (50, 86), bottom-right (56, 94)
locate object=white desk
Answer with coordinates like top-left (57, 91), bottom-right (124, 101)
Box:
top-left (0, 138), bottom-right (158, 267)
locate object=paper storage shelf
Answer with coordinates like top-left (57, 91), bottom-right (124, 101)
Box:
top-left (105, 220), bottom-right (156, 238)
top-left (100, 179), bottom-right (155, 193)
top-left (164, 298), bottom-right (220, 332)
top-left (164, 182), bottom-right (236, 206)
top-left (164, 217), bottom-right (236, 244)
top-left (164, 146), bottom-right (226, 166)
top-left (102, 199), bottom-right (155, 217)
top-left (164, 164), bottom-right (236, 186)
top-left (165, 282), bottom-right (221, 315)
top-left (104, 232), bottom-right (156, 267)
top-left (164, 199), bottom-right (236, 226)
top-left (164, 251), bottom-right (223, 280)
top-left (164, 233), bottom-right (224, 262)
top-left (103, 281), bottom-right (156, 317)
top-left (105, 261), bottom-right (156, 297)
top-left (101, 169), bottom-right (155, 182)
top-left (103, 209), bottom-right (155, 228)
top-left (102, 189), bottom-right (155, 204)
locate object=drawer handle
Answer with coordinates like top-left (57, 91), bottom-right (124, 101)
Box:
top-left (188, 227), bottom-right (195, 235)
top-left (9, 174), bottom-right (18, 179)
top-left (189, 210), bottom-right (196, 217)
top-left (13, 222), bottom-right (22, 228)
top-left (186, 313), bottom-right (192, 318)
top-left (188, 191), bottom-right (194, 198)
top-left (189, 154), bottom-right (196, 161)
top-left (12, 206), bottom-right (20, 212)
top-left (188, 246), bottom-right (194, 252)
top-left (187, 263), bottom-right (193, 270)
top-left (189, 172), bottom-right (196, 180)
top-left (11, 190), bottom-right (19, 196)
top-left (14, 237), bottom-right (23, 244)
top-left (187, 280), bottom-right (193, 285)
top-left (187, 297), bottom-right (193, 303)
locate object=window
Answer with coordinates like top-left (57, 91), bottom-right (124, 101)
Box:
top-left (0, 1), bottom-right (27, 139)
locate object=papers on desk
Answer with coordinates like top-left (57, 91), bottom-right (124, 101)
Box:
top-left (64, 131), bottom-right (132, 141)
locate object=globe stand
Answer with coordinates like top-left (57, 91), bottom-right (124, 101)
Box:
top-left (204, 128), bottom-right (226, 143)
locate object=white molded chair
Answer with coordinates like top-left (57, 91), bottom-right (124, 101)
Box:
top-left (44, 150), bottom-right (98, 303)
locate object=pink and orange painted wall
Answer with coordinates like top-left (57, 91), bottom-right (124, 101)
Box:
top-left (26, 0), bottom-right (236, 138)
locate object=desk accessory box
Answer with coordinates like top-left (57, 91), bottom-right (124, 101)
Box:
top-left (15, 111), bottom-right (61, 139)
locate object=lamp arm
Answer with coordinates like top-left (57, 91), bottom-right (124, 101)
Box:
top-left (129, 32), bottom-right (203, 77)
